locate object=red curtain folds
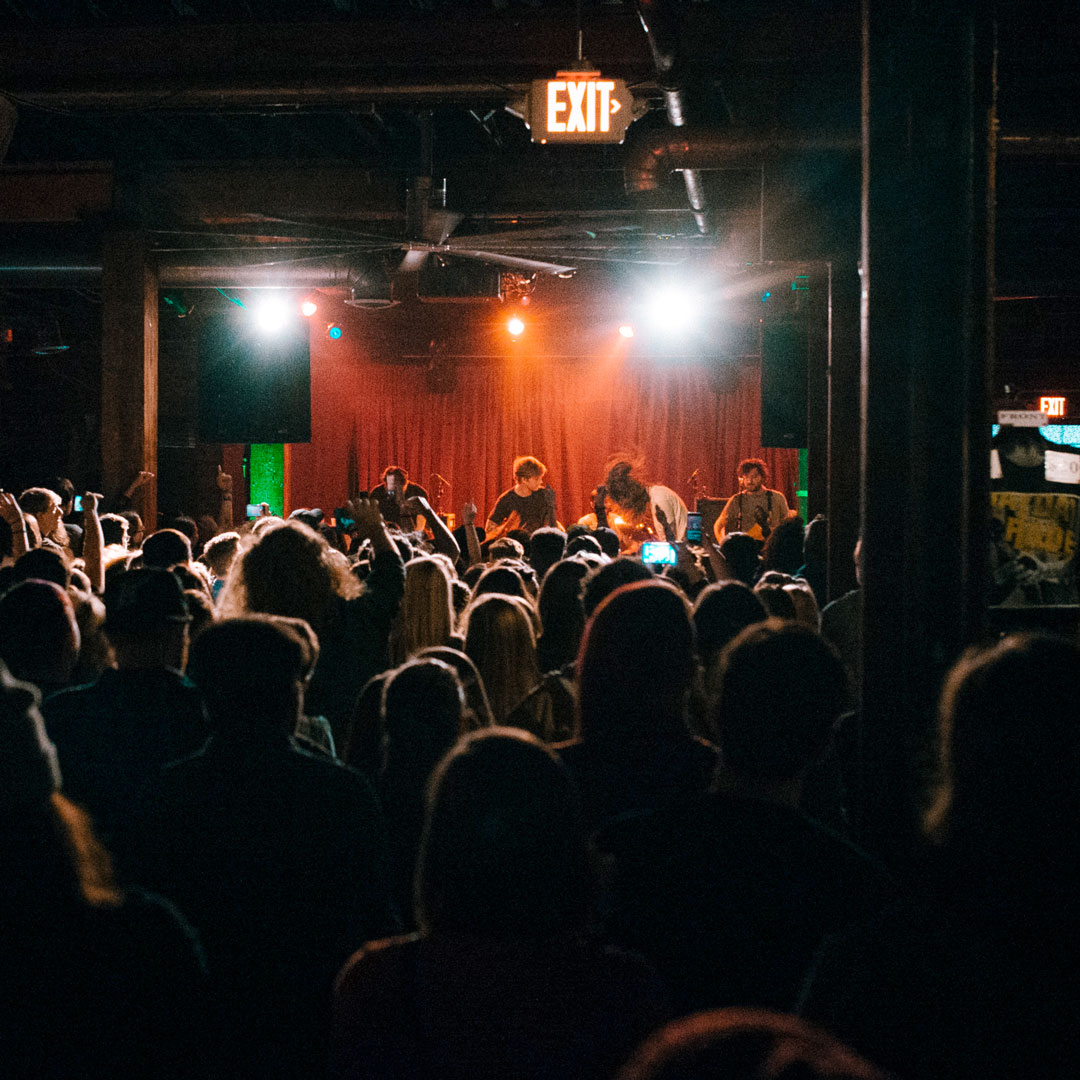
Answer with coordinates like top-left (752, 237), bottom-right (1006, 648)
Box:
top-left (288, 332), bottom-right (798, 530)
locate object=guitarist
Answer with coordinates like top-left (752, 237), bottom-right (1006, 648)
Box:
top-left (714, 458), bottom-right (791, 544)
top-left (601, 459), bottom-right (688, 554)
top-left (485, 455), bottom-right (557, 538)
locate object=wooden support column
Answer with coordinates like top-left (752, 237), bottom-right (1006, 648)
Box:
top-left (859, 0), bottom-right (996, 859)
top-left (101, 231), bottom-right (158, 531)
top-left (826, 264), bottom-right (863, 601)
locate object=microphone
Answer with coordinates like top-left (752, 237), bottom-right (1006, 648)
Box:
top-left (432, 472), bottom-right (451, 487)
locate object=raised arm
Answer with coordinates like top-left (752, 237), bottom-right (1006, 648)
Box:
top-left (0, 490), bottom-right (30, 560)
top-left (215, 465), bottom-right (234, 530)
top-left (405, 495), bottom-right (460, 563)
top-left (460, 501), bottom-right (482, 567)
top-left (80, 491), bottom-right (106, 594)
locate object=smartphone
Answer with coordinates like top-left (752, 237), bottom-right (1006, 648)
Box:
top-left (73, 495), bottom-right (83, 512)
top-left (245, 503), bottom-right (263, 518)
top-left (685, 511), bottom-right (702, 543)
top-left (641, 541), bottom-right (678, 565)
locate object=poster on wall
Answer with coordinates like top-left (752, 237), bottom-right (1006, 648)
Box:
top-left (989, 491), bottom-right (1080, 606)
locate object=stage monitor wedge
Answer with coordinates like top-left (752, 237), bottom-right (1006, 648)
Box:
top-left (760, 317), bottom-right (809, 448)
top-left (198, 309), bottom-right (312, 444)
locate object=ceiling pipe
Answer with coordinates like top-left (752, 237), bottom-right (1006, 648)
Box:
top-left (625, 128), bottom-right (861, 197)
top-left (624, 127), bottom-right (1074, 199)
top-left (0, 257), bottom-right (355, 289)
top-left (635, 0), bottom-right (712, 235)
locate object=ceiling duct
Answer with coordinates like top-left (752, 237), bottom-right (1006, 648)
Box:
top-left (344, 255), bottom-right (397, 309)
top-left (625, 128), bottom-right (861, 197)
top-left (635, 0), bottom-right (712, 235)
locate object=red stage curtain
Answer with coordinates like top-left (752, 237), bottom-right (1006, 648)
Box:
top-left (288, 335), bottom-right (799, 530)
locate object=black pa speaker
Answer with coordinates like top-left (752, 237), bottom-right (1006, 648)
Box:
top-left (198, 308), bottom-right (311, 444)
top-left (760, 318), bottom-right (808, 448)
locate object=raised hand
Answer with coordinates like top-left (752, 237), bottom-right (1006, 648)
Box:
top-left (81, 491), bottom-right (102, 515)
top-left (0, 490), bottom-right (25, 525)
top-left (462, 501), bottom-right (478, 526)
top-left (216, 464), bottom-right (233, 493)
top-left (344, 496), bottom-right (385, 538)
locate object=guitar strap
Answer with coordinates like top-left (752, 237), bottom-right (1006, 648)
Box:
top-left (734, 491), bottom-right (772, 532)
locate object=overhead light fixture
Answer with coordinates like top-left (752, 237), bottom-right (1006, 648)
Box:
top-left (300, 299), bottom-right (318, 317)
top-left (253, 294), bottom-right (290, 334)
top-left (618, 324), bottom-right (635, 338)
top-left (507, 316), bottom-right (525, 337)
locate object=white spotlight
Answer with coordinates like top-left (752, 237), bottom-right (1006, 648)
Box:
top-left (618, 324), bottom-right (635, 339)
top-left (253, 295), bottom-right (289, 333)
top-left (648, 287), bottom-right (702, 334)
top-left (507, 316), bottom-right (525, 337)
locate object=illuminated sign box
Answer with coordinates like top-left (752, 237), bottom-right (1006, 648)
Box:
top-left (528, 74), bottom-right (634, 144)
top-left (1040, 395), bottom-right (1067, 418)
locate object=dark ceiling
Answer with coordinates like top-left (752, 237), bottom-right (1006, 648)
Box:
top-left (1, 1), bottom-right (1078, 322)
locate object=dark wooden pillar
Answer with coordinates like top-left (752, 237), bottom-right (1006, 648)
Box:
top-left (826, 263), bottom-right (863, 601)
top-left (101, 231), bottom-right (158, 531)
top-left (859, 0), bottom-right (996, 856)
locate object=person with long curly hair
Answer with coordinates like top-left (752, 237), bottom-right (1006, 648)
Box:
top-left (218, 499), bottom-right (404, 749)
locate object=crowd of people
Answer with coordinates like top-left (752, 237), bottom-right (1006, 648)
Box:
top-left (1, 458), bottom-right (1077, 1079)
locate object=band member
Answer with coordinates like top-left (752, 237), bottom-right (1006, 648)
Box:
top-left (597, 459), bottom-right (687, 552)
top-left (714, 457), bottom-right (790, 543)
top-left (370, 466), bottom-right (428, 532)
top-left (486, 456), bottom-right (557, 537)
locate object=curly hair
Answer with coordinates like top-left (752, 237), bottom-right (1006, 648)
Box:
top-left (605, 458), bottom-right (650, 515)
top-left (737, 457), bottom-right (769, 482)
top-left (218, 520), bottom-right (359, 631)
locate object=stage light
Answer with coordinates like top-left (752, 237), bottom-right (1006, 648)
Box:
top-left (300, 300), bottom-right (318, 317)
top-left (647, 286), bottom-right (703, 335)
top-left (253, 295), bottom-right (289, 333)
top-left (327, 323), bottom-right (343, 341)
top-left (618, 324), bottom-right (635, 338)
top-left (507, 316), bottom-right (525, 337)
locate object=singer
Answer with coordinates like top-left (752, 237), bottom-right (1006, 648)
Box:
top-left (370, 465), bottom-right (429, 532)
top-left (486, 455), bottom-right (557, 537)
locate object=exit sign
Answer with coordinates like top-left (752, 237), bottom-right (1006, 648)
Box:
top-left (1039, 395), bottom-right (1067, 418)
top-left (528, 74), bottom-right (634, 144)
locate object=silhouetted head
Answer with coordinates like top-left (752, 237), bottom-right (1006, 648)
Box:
top-left (581, 556), bottom-right (654, 618)
top-left (712, 619), bottom-right (846, 781)
top-left (381, 658), bottom-right (464, 776)
top-left (718, 532), bottom-right (762, 586)
top-left (12, 547), bottom-right (71, 590)
top-left (529, 527), bottom-right (567, 580)
top-left (414, 646), bottom-right (495, 732)
top-left (416, 728), bottom-right (589, 939)
top-left (693, 582), bottom-right (768, 665)
top-left (141, 528), bottom-right (192, 569)
top-left (188, 615), bottom-right (308, 738)
top-left (926, 632), bottom-right (1080, 872)
top-left (472, 565), bottom-right (525, 600)
top-left (577, 580), bottom-right (695, 741)
top-left (0, 580), bottom-right (80, 690)
top-left (617, 1008), bottom-right (886, 1080)
top-left (761, 516), bottom-right (805, 575)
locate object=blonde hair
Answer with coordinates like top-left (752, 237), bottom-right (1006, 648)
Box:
top-left (462, 594), bottom-right (539, 725)
top-left (513, 455), bottom-right (546, 481)
top-left (388, 556), bottom-right (456, 665)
